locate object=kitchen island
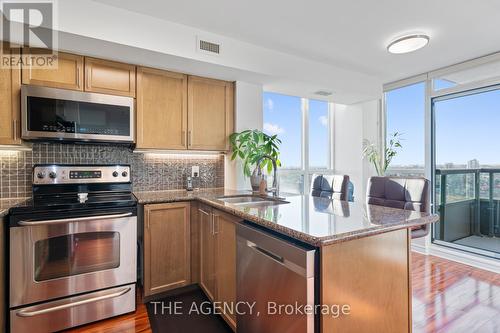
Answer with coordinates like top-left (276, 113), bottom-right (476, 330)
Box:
top-left (135, 188), bottom-right (438, 333)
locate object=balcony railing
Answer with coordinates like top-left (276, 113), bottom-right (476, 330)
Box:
top-left (434, 168), bottom-right (500, 256)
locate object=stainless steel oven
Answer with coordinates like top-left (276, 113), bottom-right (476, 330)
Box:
top-left (8, 165), bottom-right (137, 333)
top-left (21, 85), bottom-right (134, 143)
top-left (10, 212), bottom-right (136, 307)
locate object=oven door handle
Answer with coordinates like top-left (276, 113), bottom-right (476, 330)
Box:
top-left (15, 287), bottom-right (132, 317)
top-left (18, 212), bottom-right (134, 226)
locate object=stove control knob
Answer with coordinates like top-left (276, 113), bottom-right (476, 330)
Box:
top-left (36, 171), bottom-right (46, 179)
top-left (112, 171), bottom-right (119, 177)
top-left (49, 172), bottom-right (57, 179)
top-left (122, 171), bottom-right (128, 177)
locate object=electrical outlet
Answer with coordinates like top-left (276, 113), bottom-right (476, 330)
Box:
top-left (192, 165), bottom-right (200, 177)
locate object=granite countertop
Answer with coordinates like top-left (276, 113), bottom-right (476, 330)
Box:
top-left (0, 198), bottom-right (30, 218)
top-left (134, 188), bottom-right (439, 247)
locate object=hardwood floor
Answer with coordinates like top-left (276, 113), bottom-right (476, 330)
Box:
top-left (65, 252), bottom-right (500, 333)
top-left (412, 252), bottom-right (500, 333)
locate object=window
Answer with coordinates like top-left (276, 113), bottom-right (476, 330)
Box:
top-left (308, 99), bottom-right (330, 170)
top-left (263, 92), bottom-right (332, 194)
top-left (385, 82), bottom-right (425, 176)
top-left (263, 92), bottom-right (302, 169)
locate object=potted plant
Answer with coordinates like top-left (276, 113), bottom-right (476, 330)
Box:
top-left (229, 129), bottom-right (281, 191)
top-left (363, 132), bottom-right (403, 176)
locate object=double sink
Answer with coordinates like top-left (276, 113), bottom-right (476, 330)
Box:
top-left (217, 194), bottom-right (289, 206)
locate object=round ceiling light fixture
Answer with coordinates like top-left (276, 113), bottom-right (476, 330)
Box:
top-left (387, 34), bottom-right (430, 54)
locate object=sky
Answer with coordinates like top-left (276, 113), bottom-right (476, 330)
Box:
top-left (386, 82), bottom-right (425, 166)
top-left (387, 81), bottom-right (500, 167)
top-left (434, 88), bottom-right (500, 165)
top-left (262, 92), bottom-right (329, 169)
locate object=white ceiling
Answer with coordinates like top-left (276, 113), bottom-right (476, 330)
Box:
top-left (93, 0), bottom-right (500, 84)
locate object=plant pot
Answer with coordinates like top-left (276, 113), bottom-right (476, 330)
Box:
top-left (250, 166), bottom-right (264, 192)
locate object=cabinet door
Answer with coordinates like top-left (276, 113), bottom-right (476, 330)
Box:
top-left (0, 44), bottom-right (21, 145)
top-left (214, 210), bottom-right (240, 331)
top-left (22, 50), bottom-right (83, 90)
top-left (187, 76), bottom-right (234, 151)
top-left (199, 206), bottom-right (217, 301)
top-left (144, 202), bottom-right (191, 297)
top-left (136, 67), bottom-right (187, 149)
top-left (84, 57), bottom-right (136, 97)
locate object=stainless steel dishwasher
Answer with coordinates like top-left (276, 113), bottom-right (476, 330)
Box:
top-left (236, 223), bottom-right (317, 333)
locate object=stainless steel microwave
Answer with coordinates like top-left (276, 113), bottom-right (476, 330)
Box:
top-left (21, 85), bottom-right (135, 143)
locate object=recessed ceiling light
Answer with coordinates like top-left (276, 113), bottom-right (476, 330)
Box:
top-left (387, 34), bottom-right (430, 54)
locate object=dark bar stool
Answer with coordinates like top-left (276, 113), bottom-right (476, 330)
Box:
top-left (366, 176), bottom-right (430, 239)
top-left (310, 174), bottom-right (352, 201)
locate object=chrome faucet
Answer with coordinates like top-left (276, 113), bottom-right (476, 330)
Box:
top-left (256, 155), bottom-right (280, 198)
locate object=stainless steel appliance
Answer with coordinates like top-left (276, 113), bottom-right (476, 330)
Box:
top-left (9, 165), bottom-right (137, 333)
top-left (21, 85), bottom-right (135, 143)
top-left (236, 223), bottom-right (317, 333)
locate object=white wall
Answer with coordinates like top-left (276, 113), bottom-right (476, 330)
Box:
top-left (333, 100), bottom-right (381, 201)
top-left (225, 82), bottom-right (263, 190)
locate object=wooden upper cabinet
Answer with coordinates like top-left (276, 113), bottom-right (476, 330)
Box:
top-left (136, 67), bottom-right (187, 149)
top-left (187, 76), bottom-right (234, 151)
top-left (21, 50), bottom-right (83, 91)
top-left (0, 44), bottom-right (21, 145)
top-left (84, 57), bottom-right (136, 97)
top-left (144, 202), bottom-right (191, 297)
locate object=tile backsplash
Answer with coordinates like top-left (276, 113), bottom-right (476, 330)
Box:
top-left (0, 143), bottom-right (225, 199)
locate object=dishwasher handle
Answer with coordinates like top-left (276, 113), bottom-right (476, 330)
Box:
top-left (247, 240), bottom-right (284, 264)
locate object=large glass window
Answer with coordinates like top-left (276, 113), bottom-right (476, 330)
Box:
top-left (309, 99), bottom-right (330, 170)
top-left (263, 92), bottom-right (302, 169)
top-left (263, 92), bottom-right (332, 194)
top-left (385, 82), bottom-right (425, 176)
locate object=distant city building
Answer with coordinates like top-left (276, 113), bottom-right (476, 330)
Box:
top-left (444, 162), bottom-right (455, 169)
top-left (467, 159), bottom-right (480, 169)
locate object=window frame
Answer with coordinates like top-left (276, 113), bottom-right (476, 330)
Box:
top-left (263, 92), bottom-right (334, 194)
top-left (383, 52), bottom-right (500, 252)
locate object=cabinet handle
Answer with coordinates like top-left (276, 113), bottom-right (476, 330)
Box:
top-left (86, 67), bottom-right (91, 89)
top-left (188, 130), bottom-right (192, 147)
top-left (13, 119), bottom-right (17, 141)
top-left (213, 214), bottom-right (220, 235)
top-left (76, 67), bottom-right (80, 87)
top-left (198, 208), bottom-right (209, 216)
top-left (211, 214), bottom-right (215, 236)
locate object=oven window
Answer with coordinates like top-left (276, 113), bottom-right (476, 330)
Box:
top-left (34, 232), bottom-right (120, 281)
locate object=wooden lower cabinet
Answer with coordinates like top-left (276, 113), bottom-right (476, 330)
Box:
top-left (321, 229), bottom-right (411, 333)
top-left (214, 210), bottom-right (238, 330)
top-left (199, 205), bottom-right (217, 301)
top-left (144, 202), bottom-right (191, 297)
top-left (199, 205), bottom-right (240, 331)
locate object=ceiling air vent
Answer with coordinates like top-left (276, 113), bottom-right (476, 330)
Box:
top-left (197, 38), bottom-right (221, 55)
top-left (314, 90), bottom-right (333, 97)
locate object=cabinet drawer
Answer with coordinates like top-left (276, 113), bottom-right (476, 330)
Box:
top-left (10, 284), bottom-right (135, 333)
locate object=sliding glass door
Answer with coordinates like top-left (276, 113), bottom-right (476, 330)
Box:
top-left (432, 85), bottom-right (500, 258)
